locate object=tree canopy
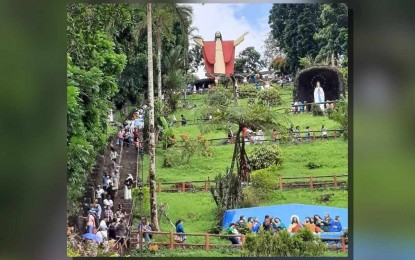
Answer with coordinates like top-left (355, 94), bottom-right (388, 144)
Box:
top-left (67, 3), bottom-right (193, 214)
top-left (234, 46), bottom-right (265, 74)
top-left (268, 3), bottom-right (348, 74)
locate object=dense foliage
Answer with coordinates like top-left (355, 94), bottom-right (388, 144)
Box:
top-left (242, 229), bottom-right (327, 257)
top-left (249, 144), bottom-right (283, 170)
top-left (67, 3), bottom-right (193, 214)
top-left (238, 85), bottom-right (258, 99)
top-left (251, 165), bottom-right (281, 192)
top-left (268, 3), bottom-right (348, 74)
top-left (257, 88), bottom-right (282, 106)
top-left (329, 99), bottom-right (348, 139)
top-left (67, 26), bottom-right (127, 214)
top-left (234, 46), bottom-right (265, 73)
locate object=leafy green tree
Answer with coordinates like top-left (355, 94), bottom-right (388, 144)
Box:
top-left (329, 99), bottom-right (348, 139)
top-left (66, 11), bottom-right (127, 214)
top-left (234, 46), bottom-right (265, 73)
top-left (270, 56), bottom-right (288, 75)
top-left (269, 4), bottom-right (321, 74)
top-left (314, 3), bottom-right (348, 65)
top-left (188, 44), bottom-right (204, 73)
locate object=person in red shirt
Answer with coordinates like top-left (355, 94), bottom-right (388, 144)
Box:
top-left (133, 128), bottom-right (139, 142)
top-left (242, 127), bottom-right (248, 140)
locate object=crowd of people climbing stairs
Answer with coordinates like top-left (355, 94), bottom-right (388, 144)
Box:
top-left (67, 107), bottom-right (149, 254)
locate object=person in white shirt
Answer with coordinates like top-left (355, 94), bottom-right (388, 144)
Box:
top-left (96, 219), bottom-right (108, 241)
top-left (110, 147), bottom-right (118, 162)
top-left (103, 174), bottom-right (111, 191)
top-left (103, 195), bottom-right (113, 209)
top-left (96, 185), bottom-right (105, 206)
top-left (124, 174), bottom-right (134, 200)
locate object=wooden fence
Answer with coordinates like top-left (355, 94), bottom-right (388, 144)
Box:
top-left (130, 230), bottom-right (245, 250)
top-left (156, 129), bottom-right (344, 147)
top-left (149, 174), bottom-right (347, 193)
top-left (278, 174), bottom-right (348, 190)
top-left (130, 230), bottom-right (347, 252)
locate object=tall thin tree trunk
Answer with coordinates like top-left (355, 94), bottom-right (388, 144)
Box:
top-left (156, 18), bottom-right (162, 100)
top-left (331, 51), bottom-right (335, 67)
top-left (229, 129), bottom-right (241, 175)
top-left (147, 3), bottom-right (159, 231)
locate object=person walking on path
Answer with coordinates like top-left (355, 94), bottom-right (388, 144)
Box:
top-left (96, 185), bottom-right (105, 206)
top-left (117, 128), bottom-right (124, 146)
top-left (115, 218), bottom-right (128, 255)
top-left (107, 180), bottom-right (115, 201)
top-left (124, 174), bottom-right (134, 200)
top-left (112, 168), bottom-right (120, 197)
top-left (93, 199), bottom-right (102, 220)
top-left (86, 210), bottom-right (96, 234)
top-left (104, 206), bottom-right (114, 225)
top-left (110, 147), bottom-right (119, 162)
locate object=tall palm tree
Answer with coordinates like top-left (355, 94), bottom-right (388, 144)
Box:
top-left (154, 6), bottom-right (175, 100)
top-left (172, 4), bottom-right (193, 73)
top-left (146, 3), bottom-right (160, 231)
top-left (135, 4), bottom-right (193, 100)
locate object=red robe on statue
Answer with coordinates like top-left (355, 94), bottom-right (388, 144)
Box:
top-left (202, 41), bottom-right (236, 76)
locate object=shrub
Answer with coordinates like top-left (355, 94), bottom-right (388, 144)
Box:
top-left (196, 134), bottom-right (213, 157)
top-left (306, 162), bottom-right (322, 169)
top-left (239, 85), bottom-right (258, 99)
top-left (249, 144), bottom-right (283, 170)
top-left (132, 186), bottom-right (150, 217)
top-left (257, 88), bottom-right (281, 106)
top-left (207, 86), bottom-right (232, 107)
top-left (251, 165), bottom-right (280, 192)
top-left (162, 136), bottom-right (208, 167)
top-left (241, 229), bottom-right (326, 257)
top-left (240, 187), bottom-right (260, 208)
top-left (312, 104), bottom-right (324, 116)
top-left (329, 99), bottom-right (348, 140)
top-left (163, 148), bottom-right (182, 167)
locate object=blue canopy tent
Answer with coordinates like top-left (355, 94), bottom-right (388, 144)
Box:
top-left (222, 203), bottom-right (348, 230)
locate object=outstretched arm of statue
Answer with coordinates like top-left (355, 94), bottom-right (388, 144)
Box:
top-left (234, 31), bottom-right (249, 46)
top-left (193, 37), bottom-right (204, 47)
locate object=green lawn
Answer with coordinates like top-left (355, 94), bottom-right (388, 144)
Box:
top-left (140, 138), bottom-right (347, 184)
top-left (129, 248), bottom-right (347, 257)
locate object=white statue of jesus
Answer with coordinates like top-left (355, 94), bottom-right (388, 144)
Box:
top-left (313, 81), bottom-right (325, 111)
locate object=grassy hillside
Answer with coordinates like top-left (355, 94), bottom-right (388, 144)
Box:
top-left (134, 84), bottom-right (348, 245)
top-left (140, 138), bottom-right (347, 183)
